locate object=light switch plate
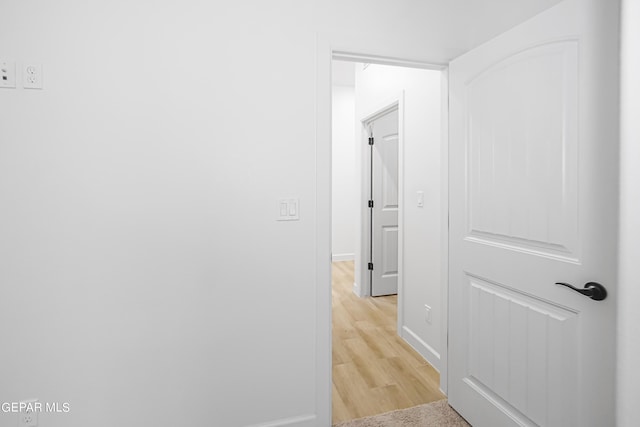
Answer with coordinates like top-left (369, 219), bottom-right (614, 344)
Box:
top-left (424, 304), bottom-right (432, 324)
top-left (0, 59), bottom-right (16, 88)
top-left (277, 198), bottom-right (299, 221)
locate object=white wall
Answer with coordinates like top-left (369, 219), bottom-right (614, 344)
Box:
top-left (331, 82), bottom-right (356, 261)
top-left (354, 64), bottom-right (443, 371)
top-left (0, 0), bottom-right (570, 426)
top-left (0, 2), bottom-right (453, 426)
top-left (1, 3), bottom-right (319, 426)
top-left (617, 0), bottom-right (640, 425)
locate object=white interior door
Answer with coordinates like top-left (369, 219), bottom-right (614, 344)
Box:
top-left (369, 109), bottom-right (399, 296)
top-left (448, 0), bottom-right (619, 426)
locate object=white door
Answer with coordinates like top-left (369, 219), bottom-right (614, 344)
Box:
top-left (369, 109), bottom-right (399, 296)
top-left (448, 0), bottom-right (618, 426)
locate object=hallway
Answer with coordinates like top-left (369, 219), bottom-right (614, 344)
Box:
top-left (332, 261), bottom-right (444, 424)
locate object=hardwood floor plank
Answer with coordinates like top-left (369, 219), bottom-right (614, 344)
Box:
top-left (332, 261), bottom-right (445, 424)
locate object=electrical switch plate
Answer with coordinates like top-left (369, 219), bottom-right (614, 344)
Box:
top-left (424, 304), bottom-right (432, 324)
top-left (277, 198), bottom-right (299, 221)
top-left (23, 63), bottom-right (43, 89)
top-left (417, 191), bottom-right (424, 207)
top-left (0, 59), bottom-right (16, 88)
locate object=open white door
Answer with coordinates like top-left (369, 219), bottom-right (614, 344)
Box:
top-left (369, 108), bottom-right (399, 296)
top-left (448, 0), bottom-right (619, 426)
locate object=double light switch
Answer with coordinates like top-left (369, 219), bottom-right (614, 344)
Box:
top-left (277, 198), bottom-right (299, 221)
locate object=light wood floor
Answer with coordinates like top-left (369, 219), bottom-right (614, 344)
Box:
top-left (332, 261), bottom-right (445, 424)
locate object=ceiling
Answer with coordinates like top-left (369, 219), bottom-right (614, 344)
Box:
top-left (329, 0), bottom-right (565, 87)
top-left (449, 0), bottom-right (564, 51)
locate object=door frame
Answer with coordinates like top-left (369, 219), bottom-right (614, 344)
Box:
top-left (315, 42), bottom-right (449, 425)
top-left (357, 97), bottom-right (402, 301)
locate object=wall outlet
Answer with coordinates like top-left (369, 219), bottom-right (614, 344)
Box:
top-left (18, 399), bottom-right (39, 427)
top-left (23, 63), bottom-right (43, 89)
top-left (424, 304), bottom-right (432, 324)
top-left (0, 59), bottom-right (16, 88)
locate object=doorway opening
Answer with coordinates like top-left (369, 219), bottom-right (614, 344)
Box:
top-left (330, 58), bottom-right (448, 423)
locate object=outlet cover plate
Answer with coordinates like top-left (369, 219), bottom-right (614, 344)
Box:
top-left (18, 399), bottom-right (39, 427)
top-left (23, 63), bottom-right (43, 89)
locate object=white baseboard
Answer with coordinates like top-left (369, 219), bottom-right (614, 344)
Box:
top-left (401, 325), bottom-right (441, 372)
top-left (332, 253), bottom-right (355, 262)
top-left (245, 414), bottom-right (316, 427)
top-left (352, 281), bottom-right (361, 297)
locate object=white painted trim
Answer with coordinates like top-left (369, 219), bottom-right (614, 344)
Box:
top-left (397, 94), bottom-right (406, 337)
top-left (332, 253), bottom-right (355, 262)
top-left (617, 2), bottom-right (640, 423)
top-left (357, 121), bottom-right (371, 298)
top-left (333, 51), bottom-right (447, 70)
top-left (439, 68), bottom-right (450, 396)
top-left (245, 414), bottom-right (317, 427)
top-left (352, 281), bottom-right (362, 297)
top-left (316, 40), bottom-right (450, 425)
top-left (401, 325), bottom-right (441, 372)
top-left (360, 95), bottom-right (401, 123)
top-left (314, 34), bottom-right (333, 427)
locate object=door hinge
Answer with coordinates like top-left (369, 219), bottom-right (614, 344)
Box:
top-left (368, 262), bottom-right (374, 271)
top-left (368, 136), bottom-right (374, 145)
top-left (368, 200), bottom-right (374, 208)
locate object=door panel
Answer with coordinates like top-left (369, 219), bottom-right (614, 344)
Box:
top-left (448, 0), bottom-right (618, 426)
top-left (466, 41), bottom-right (579, 260)
top-left (380, 135), bottom-right (399, 210)
top-left (465, 275), bottom-right (578, 427)
top-left (371, 108), bottom-right (399, 296)
top-left (381, 226), bottom-right (398, 276)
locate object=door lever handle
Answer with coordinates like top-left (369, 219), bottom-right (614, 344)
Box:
top-left (555, 282), bottom-right (607, 301)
